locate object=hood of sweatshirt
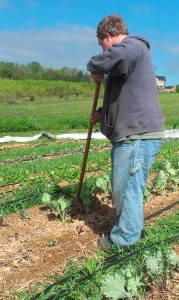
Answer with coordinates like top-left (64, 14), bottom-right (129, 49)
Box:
top-left (128, 35), bottom-right (150, 49)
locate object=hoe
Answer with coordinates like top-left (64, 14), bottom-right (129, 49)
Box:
top-left (76, 83), bottom-right (101, 201)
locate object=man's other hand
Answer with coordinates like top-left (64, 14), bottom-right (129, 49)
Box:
top-left (91, 111), bottom-right (101, 125)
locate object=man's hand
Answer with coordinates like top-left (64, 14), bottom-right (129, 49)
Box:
top-left (91, 73), bottom-right (104, 86)
top-left (91, 111), bottom-right (101, 125)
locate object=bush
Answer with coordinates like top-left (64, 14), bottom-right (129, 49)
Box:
top-left (30, 95), bottom-right (34, 101)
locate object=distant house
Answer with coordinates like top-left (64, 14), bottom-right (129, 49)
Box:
top-left (156, 76), bottom-right (166, 90)
top-left (163, 86), bottom-right (176, 93)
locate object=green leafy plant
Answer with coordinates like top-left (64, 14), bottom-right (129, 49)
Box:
top-left (95, 175), bottom-right (110, 194)
top-left (144, 160), bottom-right (179, 198)
top-left (84, 257), bottom-right (103, 275)
top-left (80, 175), bottom-right (111, 213)
top-left (42, 192), bottom-right (71, 222)
top-left (100, 263), bottom-right (145, 300)
top-left (143, 184), bottom-right (153, 202)
top-left (144, 249), bottom-right (179, 288)
top-left (121, 267), bottom-right (145, 299)
top-left (154, 160), bottom-right (179, 195)
top-left (155, 170), bottom-right (169, 195)
top-left (145, 250), bottom-right (164, 281)
top-left (163, 160), bottom-right (179, 191)
top-left (101, 273), bottom-right (132, 300)
top-left (167, 249), bottom-right (179, 266)
top-left (80, 182), bottom-right (94, 214)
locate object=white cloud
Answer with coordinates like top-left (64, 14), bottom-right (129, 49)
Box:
top-left (0, 26), bottom-right (100, 69)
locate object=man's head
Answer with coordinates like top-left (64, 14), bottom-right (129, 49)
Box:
top-left (96, 14), bottom-right (129, 51)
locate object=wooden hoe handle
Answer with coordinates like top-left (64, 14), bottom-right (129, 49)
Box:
top-left (76, 83), bottom-right (101, 201)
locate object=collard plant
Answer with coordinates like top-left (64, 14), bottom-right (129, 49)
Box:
top-left (145, 249), bottom-right (179, 287)
top-left (95, 175), bottom-right (110, 194)
top-left (81, 182), bottom-right (94, 214)
top-left (100, 249), bottom-right (179, 300)
top-left (81, 175), bottom-right (110, 214)
top-left (42, 192), bottom-right (71, 222)
top-left (155, 160), bottom-right (178, 195)
top-left (144, 160), bottom-right (179, 201)
top-left (101, 267), bottom-right (145, 300)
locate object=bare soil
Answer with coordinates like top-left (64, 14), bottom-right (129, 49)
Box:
top-left (0, 187), bottom-right (178, 299)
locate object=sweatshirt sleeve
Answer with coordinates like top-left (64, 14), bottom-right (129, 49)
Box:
top-left (87, 41), bottom-right (139, 77)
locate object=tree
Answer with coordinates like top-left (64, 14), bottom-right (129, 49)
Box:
top-left (27, 61), bottom-right (43, 79)
top-left (0, 60), bottom-right (91, 82)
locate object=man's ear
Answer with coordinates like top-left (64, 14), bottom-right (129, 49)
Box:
top-left (104, 32), bottom-right (111, 41)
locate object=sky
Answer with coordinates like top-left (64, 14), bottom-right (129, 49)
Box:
top-left (0, 0), bottom-right (179, 86)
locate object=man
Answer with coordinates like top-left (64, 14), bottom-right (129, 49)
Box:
top-left (87, 14), bottom-right (165, 248)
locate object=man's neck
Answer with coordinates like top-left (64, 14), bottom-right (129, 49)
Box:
top-left (111, 34), bottom-right (128, 43)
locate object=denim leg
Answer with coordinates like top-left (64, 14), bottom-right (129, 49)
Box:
top-left (110, 138), bottom-right (164, 246)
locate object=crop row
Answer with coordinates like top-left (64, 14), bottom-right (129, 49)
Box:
top-left (14, 208), bottom-right (179, 299)
top-left (0, 140), bottom-right (110, 162)
top-left (0, 159), bottom-right (178, 217)
top-left (0, 138), bottom-right (178, 299)
top-left (0, 139), bottom-right (178, 205)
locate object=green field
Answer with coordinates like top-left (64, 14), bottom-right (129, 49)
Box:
top-left (0, 95), bottom-right (104, 135)
top-left (159, 93), bottom-right (179, 128)
top-left (0, 91), bottom-right (178, 135)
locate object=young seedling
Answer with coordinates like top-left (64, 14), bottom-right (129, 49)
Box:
top-left (48, 237), bottom-right (61, 247)
top-left (143, 184), bottom-right (153, 203)
top-left (58, 198), bottom-right (71, 222)
top-left (81, 183), bottom-right (93, 214)
top-left (42, 192), bottom-right (71, 222)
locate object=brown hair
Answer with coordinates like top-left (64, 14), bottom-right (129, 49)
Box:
top-left (97, 14), bottom-right (129, 39)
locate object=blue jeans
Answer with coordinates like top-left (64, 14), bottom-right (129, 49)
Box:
top-left (110, 138), bottom-right (164, 246)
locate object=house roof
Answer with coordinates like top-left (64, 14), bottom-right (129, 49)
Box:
top-left (156, 76), bottom-right (166, 81)
top-left (165, 86), bottom-right (174, 89)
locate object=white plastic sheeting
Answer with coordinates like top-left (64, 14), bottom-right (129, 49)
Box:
top-left (0, 130), bottom-right (179, 143)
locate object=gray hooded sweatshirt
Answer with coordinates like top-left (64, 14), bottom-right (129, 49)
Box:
top-left (87, 36), bottom-right (165, 142)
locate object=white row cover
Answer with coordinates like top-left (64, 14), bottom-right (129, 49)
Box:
top-left (0, 130), bottom-right (179, 143)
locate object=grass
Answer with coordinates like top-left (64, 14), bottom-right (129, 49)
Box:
top-left (0, 93), bottom-right (178, 136)
top-left (0, 95), bottom-right (103, 134)
top-left (0, 95), bottom-right (102, 116)
top-left (159, 93), bottom-right (179, 128)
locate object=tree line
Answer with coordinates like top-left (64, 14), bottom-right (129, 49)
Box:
top-left (0, 61), bottom-right (91, 82)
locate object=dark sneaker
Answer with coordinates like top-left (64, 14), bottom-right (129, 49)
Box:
top-left (97, 237), bottom-right (113, 251)
top-left (98, 229), bottom-right (146, 251)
